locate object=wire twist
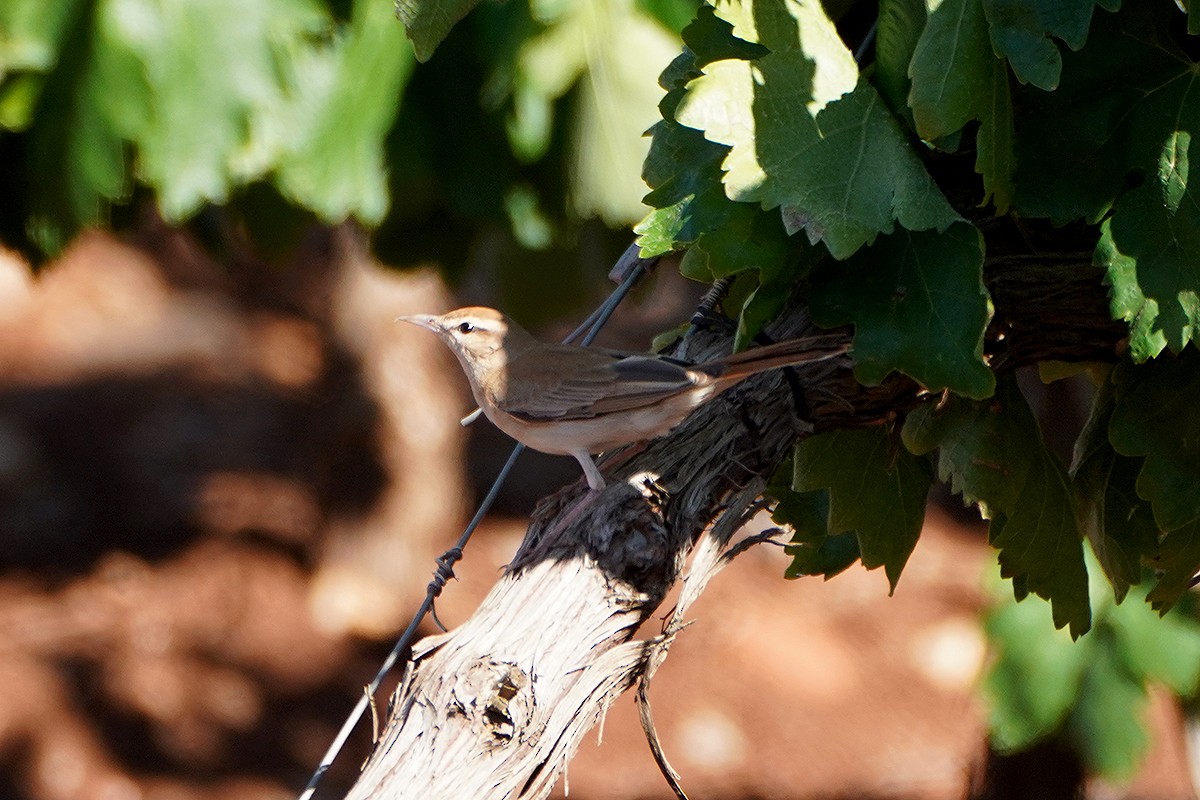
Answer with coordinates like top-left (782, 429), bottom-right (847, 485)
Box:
top-left (296, 245), bottom-right (658, 800)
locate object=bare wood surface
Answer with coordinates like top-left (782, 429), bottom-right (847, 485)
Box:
top-left (344, 254), bottom-right (1124, 799)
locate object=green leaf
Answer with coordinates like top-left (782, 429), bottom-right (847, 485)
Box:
top-left (1146, 521), bottom-right (1200, 615)
top-left (1109, 592), bottom-right (1200, 696)
top-left (0, 0), bottom-right (84, 76)
top-left (983, 584), bottom-right (1090, 750)
top-left (273, 0), bottom-right (415, 225)
top-left (636, 0), bottom-right (702, 35)
top-left (23, 0), bottom-right (418, 250)
top-left (792, 426), bottom-right (932, 591)
top-left (908, 0), bottom-right (1014, 210)
top-left (506, 0), bottom-right (682, 225)
top-left (904, 379), bottom-right (1091, 636)
top-left (636, 120), bottom-right (732, 256)
top-left (979, 0), bottom-right (1105, 91)
top-left (677, 205), bottom-right (791, 282)
top-left (903, 387), bottom-right (1029, 514)
top-left (0, 0), bottom-right (86, 130)
top-left (872, 0), bottom-right (925, 119)
top-left (1100, 132), bottom-right (1200, 358)
top-left (989, 445), bottom-right (1090, 637)
top-left (985, 544), bottom-right (1200, 778)
top-left (95, 0), bottom-right (309, 219)
top-left (637, 7), bottom-right (784, 277)
top-left (544, 0), bottom-right (680, 225)
top-left (1100, 238), bottom-right (1169, 363)
top-left (1012, 1), bottom-right (1200, 355)
top-left (809, 223), bottom-right (994, 398)
top-left (1108, 350), bottom-right (1200, 533)
top-left (1012, 2), bottom-right (1195, 223)
top-left (673, 0), bottom-right (959, 259)
top-left (772, 488), bottom-right (862, 579)
top-left (1073, 449), bottom-right (1158, 604)
top-left (1070, 374), bottom-right (1159, 602)
top-left (397, 0), bottom-right (484, 62)
top-left (25, 0), bottom-right (132, 253)
top-left (785, 529), bottom-right (862, 579)
top-left (674, 3), bottom-right (768, 67)
top-left (1065, 634), bottom-right (1148, 779)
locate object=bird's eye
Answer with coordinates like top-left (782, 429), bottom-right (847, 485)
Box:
top-left (457, 321), bottom-right (475, 334)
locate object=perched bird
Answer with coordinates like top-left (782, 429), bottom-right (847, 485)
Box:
top-left (399, 307), bottom-right (848, 491)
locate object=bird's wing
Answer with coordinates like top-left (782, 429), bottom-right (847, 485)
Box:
top-left (497, 348), bottom-right (698, 422)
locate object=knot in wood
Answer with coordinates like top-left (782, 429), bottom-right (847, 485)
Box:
top-left (452, 660), bottom-right (533, 747)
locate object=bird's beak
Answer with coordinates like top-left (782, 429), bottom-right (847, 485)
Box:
top-left (395, 314), bottom-right (441, 332)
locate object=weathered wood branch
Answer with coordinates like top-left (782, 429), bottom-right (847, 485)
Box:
top-left (344, 255), bottom-right (1125, 800)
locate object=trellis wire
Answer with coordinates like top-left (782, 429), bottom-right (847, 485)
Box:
top-left (296, 245), bottom-right (656, 800)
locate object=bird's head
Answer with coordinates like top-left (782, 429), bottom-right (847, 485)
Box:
top-left (397, 307), bottom-right (532, 372)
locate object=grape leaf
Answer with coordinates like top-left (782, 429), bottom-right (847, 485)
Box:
top-left (1072, 449), bottom-right (1158, 604)
top-left (1065, 639), bottom-right (1148, 779)
top-left (636, 7), bottom-right (765, 259)
top-left (785, 530), bottom-right (862, 579)
top-left (673, 0), bottom-right (959, 259)
top-left (809, 223), bottom-right (994, 399)
top-left (637, 5), bottom-right (797, 324)
top-left (986, 544), bottom-right (1200, 777)
top-left (1108, 350), bottom-right (1200, 533)
top-left (1013, 2), bottom-right (1193, 222)
top-left (0, 0), bottom-right (85, 129)
top-left (771, 487), bottom-right (862, 579)
top-left (903, 379), bottom-right (1091, 636)
top-left (903, 393), bottom-right (1026, 515)
top-left (1110, 591), bottom-right (1200, 695)
top-left (636, 115), bottom-right (739, 260)
top-left (792, 426), bottom-right (932, 591)
top-left (24, 0), bottom-right (416, 251)
top-left (1146, 522), bottom-right (1200, 615)
top-left (979, 0), bottom-right (1109, 91)
top-left (24, 1), bottom-right (132, 253)
top-left (1100, 131), bottom-right (1200, 358)
top-left (397, 0), bottom-right (484, 62)
top-left (1009, 3), bottom-right (1200, 354)
top-left (558, 1), bottom-right (682, 224)
top-left (636, 0), bottom-right (704, 34)
top-left (872, 0), bottom-right (925, 119)
top-left (908, 0), bottom-right (1014, 211)
top-left (983, 585), bottom-right (1090, 751)
top-left (989, 443), bottom-right (1089, 637)
top-left (0, 0), bottom-right (84, 75)
top-left (97, 0), bottom-right (334, 221)
top-left (1070, 373), bottom-right (1159, 602)
top-left (273, 0), bottom-right (414, 225)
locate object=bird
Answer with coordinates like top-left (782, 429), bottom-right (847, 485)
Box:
top-left (398, 307), bottom-right (849, 491)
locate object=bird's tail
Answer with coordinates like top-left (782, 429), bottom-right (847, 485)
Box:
top-left (700, 333), bottom-right (850, 382)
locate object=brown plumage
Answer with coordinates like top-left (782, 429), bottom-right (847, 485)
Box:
top-left (399, 307), bottom-right (848, 490)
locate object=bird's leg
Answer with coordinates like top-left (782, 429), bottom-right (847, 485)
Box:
top-left (571, 450), bottom-right (607, 492)
top-left (531, 452), bottom-right (607, 541)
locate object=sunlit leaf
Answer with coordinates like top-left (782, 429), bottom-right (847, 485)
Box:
top-left (674, 0), bottom-right (959, 259)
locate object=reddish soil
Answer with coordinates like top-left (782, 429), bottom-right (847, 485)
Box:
top-left (0, 228), bottom-right (1193, 800)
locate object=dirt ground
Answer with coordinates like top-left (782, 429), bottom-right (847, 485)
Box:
top-left (0, 227), bottom-right (1194, 800)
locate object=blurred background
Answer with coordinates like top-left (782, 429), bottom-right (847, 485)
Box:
top-left (1, 0), bottom-right (1199, 798)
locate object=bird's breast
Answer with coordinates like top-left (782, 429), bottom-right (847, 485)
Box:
top-left (482, 386), bottom-right (718, 456)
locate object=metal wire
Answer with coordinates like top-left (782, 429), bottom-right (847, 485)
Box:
top-left (296, 246), bottom-right (656, 800)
